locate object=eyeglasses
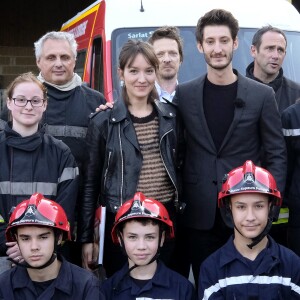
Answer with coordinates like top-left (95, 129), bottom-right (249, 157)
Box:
top-left (12, 97), bottom-right (46, 107)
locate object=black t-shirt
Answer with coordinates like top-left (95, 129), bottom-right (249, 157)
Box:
top-left (203, 77), bottom-right (237, 151)
top-left (32, 279), bottom-right (55, 297)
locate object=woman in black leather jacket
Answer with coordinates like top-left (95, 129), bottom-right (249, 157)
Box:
top-left (80, 40), bottom-right (181, 276)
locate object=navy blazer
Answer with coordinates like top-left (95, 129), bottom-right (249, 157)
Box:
top-left (174, 70), bottom-right (287, 230)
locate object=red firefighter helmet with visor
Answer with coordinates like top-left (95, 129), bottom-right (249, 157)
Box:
top-left (111, 192), bottom-right (174, 244)
top-left (6, 193), bottom-right (70, 242)
top-left (218, 160), bottom-right (282, 217)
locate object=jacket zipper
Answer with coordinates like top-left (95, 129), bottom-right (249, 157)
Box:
top-left (159, 129), bottom-right (178, 206)
top-left (118, 123), bottom-right (124, 206)
top-left (103, 151), bottom-right (112, 188)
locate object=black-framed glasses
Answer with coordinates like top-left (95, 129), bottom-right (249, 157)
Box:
top-left (12, 97), bottom-right (46, 107)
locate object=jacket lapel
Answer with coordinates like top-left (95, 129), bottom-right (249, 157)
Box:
top-left (218, 72), bottom-right (247, 153)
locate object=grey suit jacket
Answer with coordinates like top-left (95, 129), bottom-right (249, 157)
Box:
top-left (174, 70), bottom-right (287, 230)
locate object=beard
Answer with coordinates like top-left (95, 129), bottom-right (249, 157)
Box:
top-left (204, 51), bottom-right (233, 70)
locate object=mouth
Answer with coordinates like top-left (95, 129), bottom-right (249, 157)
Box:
top-left (29, 255), bottom-right (43, 261)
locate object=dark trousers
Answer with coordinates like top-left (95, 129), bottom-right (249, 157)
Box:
top-left (172, 209), bottom-right (232, 287)
top-left (288, 227), bottom-right (300, 256)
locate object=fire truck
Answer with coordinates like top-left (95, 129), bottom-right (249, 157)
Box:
top-left (61, 0), bottom-right (300, 102)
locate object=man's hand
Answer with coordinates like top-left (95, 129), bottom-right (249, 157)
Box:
top-left (95, 102), bottom-right (114, 112)
top-left (6, 242), bottom-right (24, 263)
top-left (82, 243), bottom-right (99, 271)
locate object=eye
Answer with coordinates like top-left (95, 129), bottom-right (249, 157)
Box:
top-left (21, 237), bottom-right (29, 241)
top-left (129, 69), bottom-right (137, 74)
top-left (61, 55), bottom-right (71, 61)
top-left (127, 235), bottom-right (137, 240)
top-left (146, 68), bottom-right (154, 74)
top-left (47, 55), bottom-right (56, 61)
top-left (145, 235), bottom-right (155, 240)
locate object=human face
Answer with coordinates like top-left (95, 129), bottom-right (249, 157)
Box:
top-left (16, 226), bottom-right (57, 268)
top-left (231, 193), bottom-right (270, 242)
top-left (198, 25), bottom-right (238, 71)
top-left (7, 82), bottom-right (47, 136)
top-left (119, 53), bottom-right (156, 103)
top-left (121, 220), bottom-right (164, 268)
top-left (36, 39), bottom-right (76, 85)
top-left (152, 38), bottom-right (181, 81)
top-left (251, 31), bottom-right (286, 83)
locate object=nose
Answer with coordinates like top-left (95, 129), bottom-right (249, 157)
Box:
top-left (213, 41), bottom-right (222, 53)
top-left (137, 238), bottom-right (146, 250)
top-left (246, 207), bottom-right (256, 222)
top-left (138, 72), bottom-right (147, 83)
top-left (54, 57), bottom-right (63, 67)
top-left (24, 100), bottom-right (33, 110)
top-left (162, 53), bottom-right (171, 63)
top-left (30, 239), bottom-right (40, 251)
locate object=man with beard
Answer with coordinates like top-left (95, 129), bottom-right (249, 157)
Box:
top-left (172, 9), bottom-right (286, 286)
top-left (148, 26), bottom-right (183, 102)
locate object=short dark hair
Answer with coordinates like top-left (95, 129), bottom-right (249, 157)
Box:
top-left (148, 26), bottom-right (183, 62)
top-left (195, 9), bottom-right (239, 44)
top-left (252, 25), bottom-right (287, 51)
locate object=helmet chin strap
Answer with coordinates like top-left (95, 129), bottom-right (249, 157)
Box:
top-left (228, 204), bottom-right (273, 249)
top-left (113, 232), bottom-right (163, 293)
top-left (9, 234), bottom-right (60, 270)
top-left (234, 217), bottom-right (273, 249)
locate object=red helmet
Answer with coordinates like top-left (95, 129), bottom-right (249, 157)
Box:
top-left (111, 192), bottom-right (174, 244)
top-left (6, 193), bottom-right (70, 242)
top-left (218, 160), bottom-right (282, 208)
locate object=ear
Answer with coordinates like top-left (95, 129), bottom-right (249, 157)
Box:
top-left (250, 45), bottom-right (257, 59)
top-left (160, 231), bottom-right (165, 247)
top-left (57, 233), bottom-right (63, 246)
top-left (233, 37), bottom-right (239, 51)
top-left (6, 97), bottom-right (13, 111)
top-left (118, 68), bottom-right (124, 81)
top-left (36, 58), bottom-right (41, 70)
top-left (197, 42), bottom-right (204, 54)
top-left (42, 100), bottom-right (48, 112)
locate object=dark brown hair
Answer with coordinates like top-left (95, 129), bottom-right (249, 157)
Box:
top-left (119, 40), bottom-right (159, 104)
top-left (148, 26), bottom-right (183, 62)
top-left (195, 9), bottom-right (239, 44)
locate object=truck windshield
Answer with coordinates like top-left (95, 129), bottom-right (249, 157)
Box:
top-left (111, 27), bottom-right (300, 100)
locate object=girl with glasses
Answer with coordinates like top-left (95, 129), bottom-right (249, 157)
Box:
top-left (0, 72), bottom-right (79, 274)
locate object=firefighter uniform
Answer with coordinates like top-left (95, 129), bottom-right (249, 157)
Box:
top-left (0, 256), bottom-right (104, 300)
top-left (199, 236), bottom-right (300, 299)
top-left (101, 260), bottom-right (196, 300)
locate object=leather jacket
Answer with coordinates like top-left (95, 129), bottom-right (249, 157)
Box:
top-left (79, 99), bottom-right (180, 243)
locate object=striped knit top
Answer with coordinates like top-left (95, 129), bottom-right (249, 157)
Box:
top-left (130, 109), bottom-right (175, 203)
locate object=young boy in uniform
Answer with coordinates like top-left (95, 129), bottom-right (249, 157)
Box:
top-left (0, 193), bottom-right (104, 300)
top-left (198, 161), bottom-right (300, 299)
top-left (101, 192), bottom-right (195, 299)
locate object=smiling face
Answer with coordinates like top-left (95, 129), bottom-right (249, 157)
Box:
top-left (230, 193), bottom-right (270, 243)
top-left (36, 39), bottom-right (76, 85)
top-left (251, 31), bottom-right (286, 83)
top-left (198, 25), bottom-right (238, 72)
top-left (16, 226), bottom-right (59, 268)
top-left (120, 219), bottom-right (164, 268)
top-left (119, 53), bottom-right (156, 104)
top-left (7, 81), bottom-right (47, 136)
top-left (152, 38), bottom-right (181, 81)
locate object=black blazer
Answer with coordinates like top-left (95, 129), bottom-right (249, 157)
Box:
top-left (174, 70), bottom-right (287, 230)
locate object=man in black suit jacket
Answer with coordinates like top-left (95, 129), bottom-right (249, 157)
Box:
top-left (173, 9), bottom-right (286, 285)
